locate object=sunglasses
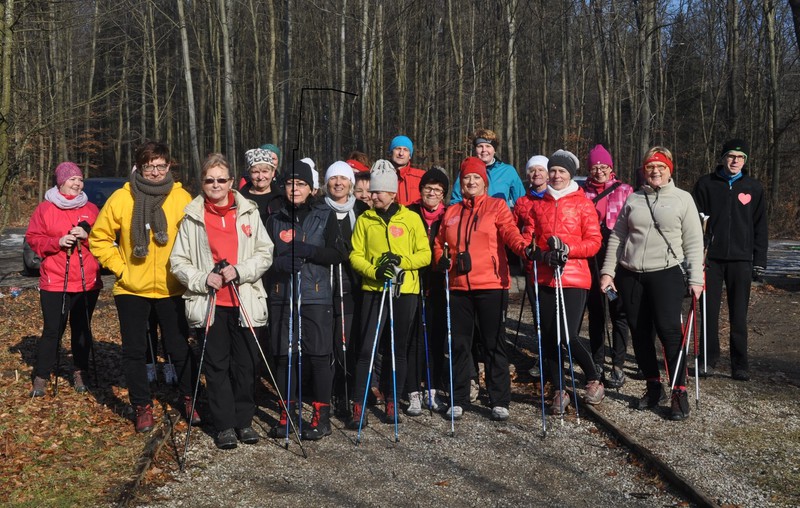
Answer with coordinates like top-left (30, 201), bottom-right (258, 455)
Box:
top-left (203, 177), bottom-right (231, 185)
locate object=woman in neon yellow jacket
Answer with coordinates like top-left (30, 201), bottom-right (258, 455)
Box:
top-left (347, 160), bottom-right (431, 429)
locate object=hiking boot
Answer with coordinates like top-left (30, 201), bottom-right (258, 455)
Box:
top-left (346, 402), bottom-right (368, 430)
top-left (469, 379), bottom-right (480, 402)
top-left (446, 405), bottom-right (463, 420)
top-left (630, 368), bottom-right (645, 380)
top-left (135, 404), bottom-right (154, 433)
top-left (73, 370), bottom-right (88, 393)
top-left (370, 386), bottom-right (385, 406)
top-left (268, 401), bottom-right (296, 438)
top-left (183, 395), bottom-right (201, 426)
top-left (146, 363), bottom-right (157, 383)
top-left (584, 380), bottom-right (605, 405)
top-left (732, 370), bottom-right (750, 382)
top-left (491, 406), bottom-right (510, 421)
top-left (30, 376), bottom-right (47, 398)
top-left (406, 391), bottom-right (422, 416)
top-left (302, 402), bottom-right (332, 441)
top-left (214, 428), bottom-right (237, 449)
top-left (606, 367), bottom-right (626, 389)
top-left (551, 390), bottom-right (570, 415)
top-left (670, 389), bottom-right (690, 421)
top-left (423, 389), bottom-right (445, 412)
top-left (385, 401), bottom-right (402, 423)
top-left (236, 426), bottom-right (260, 445)
top-left (635, 381), bottom-right (667, 410)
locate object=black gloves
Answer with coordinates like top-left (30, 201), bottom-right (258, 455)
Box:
top-left (377, 251), bottom-right (401, 267)
top-left (542, 250), bottom-right (568, 268)
top-left (437, 251), bottom-right (451, 271)
top-left (375, 262), bottom-right (396, 283)
top-left (547, 236), bottom-right (570, 257)
top-left (292, 241), bottom-right (317, 260)
top-left (273, 254), bottom-right (303, 274)
top-left (525, 245), bottom-right (541, 261)
top-left (752, 266), bottom-right (765, 283)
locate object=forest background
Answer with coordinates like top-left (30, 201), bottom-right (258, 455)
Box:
top-left (1, 0), bottom-right (799, 235)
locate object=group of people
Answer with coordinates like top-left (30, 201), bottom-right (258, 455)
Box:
top-left (25, 131), bottom-right (767, 449)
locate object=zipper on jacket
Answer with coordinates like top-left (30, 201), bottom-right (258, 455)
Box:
top-left (491, 256), bottom-right (499, 279)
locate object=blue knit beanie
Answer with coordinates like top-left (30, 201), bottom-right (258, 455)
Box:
top-left (389, 135), bottom-right (414, 158)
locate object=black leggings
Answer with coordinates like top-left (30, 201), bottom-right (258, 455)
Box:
top-left (34, 289), bottom-right (99, 379)
top-left (617, 266), bottom-right (688, 388)
top-left (538, 286), bottom-right (598, 390)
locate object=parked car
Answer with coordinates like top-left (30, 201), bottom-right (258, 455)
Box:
top-left (22, 177), bottom-right (127, 276)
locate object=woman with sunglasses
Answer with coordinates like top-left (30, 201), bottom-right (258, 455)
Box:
top-left (170, 153), bottom-right (273, 449)
top-left (90, 141), bottom-right (199, 433)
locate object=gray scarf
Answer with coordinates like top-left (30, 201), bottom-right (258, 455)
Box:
top-left (325, 195), bottom-right (356, 228)
top-left (45, 186), bottom-right (88, 210)
top-left (129, 170), bottom-right (173, 258)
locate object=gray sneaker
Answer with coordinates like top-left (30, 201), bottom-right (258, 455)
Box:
top-left (423, 389), bottom-right (445, 412)
top-left (406, 391), bottom-right (422, 416)
top-left (584, 380), bottom-right (605, 405)
top-left (446, 405), bottom-right (463, 420)
top-left (491, 406), bottom-right (509, 421)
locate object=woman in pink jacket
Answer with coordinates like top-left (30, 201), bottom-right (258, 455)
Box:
top-left (524, 150), bottom-right (603, 414)
top-left (26, 162), bottom-right (103, 397)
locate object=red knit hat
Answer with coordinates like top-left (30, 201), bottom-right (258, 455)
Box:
top-left (55, 162), bottom-right (82, 187)
top-left (460, 157), bottom-right (488, 186)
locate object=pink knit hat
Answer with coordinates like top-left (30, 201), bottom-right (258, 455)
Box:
top-left (587, 144), bottom-right (613, 169)
top-left (55, 162), bottom-right (82, 186)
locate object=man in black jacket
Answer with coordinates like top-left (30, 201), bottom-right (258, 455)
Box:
top-left (692, 139), bottom-right (768, 381)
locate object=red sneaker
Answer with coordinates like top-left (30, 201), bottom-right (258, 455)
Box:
top-left (183, 395), bottom-right (201, 425)
top-left (135, 404), bottom-right (154, 433)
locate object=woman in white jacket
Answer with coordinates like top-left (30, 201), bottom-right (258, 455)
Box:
top-left (171, 153), bottom-right (273, 449)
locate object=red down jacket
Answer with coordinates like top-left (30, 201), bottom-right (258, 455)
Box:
top-left (522, 185), bottom-right (602, 289)
top-left (434, 193), bottom-right (526, 291)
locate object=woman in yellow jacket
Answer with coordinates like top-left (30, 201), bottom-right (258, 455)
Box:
top-left (347, 160), bottom-right (431, 428)
top-left (89, 141), bottom-right (199, 433)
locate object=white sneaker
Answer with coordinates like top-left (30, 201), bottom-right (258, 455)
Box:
top-left (469, 379), bottom-right (480, 402)
top-left (446, 405), bottom-right (463, 420)
top-left (163, 362), bottom-right (178, 385)
top-left (146, 363), bottom-right (157, 383)
top-left (406, 391), bottom-right (422, 416)
top-left (491, 406), bottom-right (510, 421)
top-left (423, 389), bottom-right (446, 412)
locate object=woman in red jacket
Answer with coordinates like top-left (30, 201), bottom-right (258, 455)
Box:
top-left (26, 162), bottom-right (103, 396)
top-left (524, 150), bottom-right (604, 414)
top-left (433, 157), bottom-right (528, 421)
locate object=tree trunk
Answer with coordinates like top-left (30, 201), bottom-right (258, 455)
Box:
top-left (0, 0), bottom-right (14, 222)
top-left (219, 0), bottom-right (236, 170)
top-left (177, 0), bottom-right (201, 178)
top-left (504, 0), bottom-right (518, 165)
top-left (765, 0), bottom-right (780, 207)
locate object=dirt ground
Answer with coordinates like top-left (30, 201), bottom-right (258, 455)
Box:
top-left (1, 267), bottom-right (798, 506)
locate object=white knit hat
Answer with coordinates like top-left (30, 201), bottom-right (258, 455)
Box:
top-left (526, 155), bottom-right (549, 170)
top-left (325, 161), bottom-right (355, 185)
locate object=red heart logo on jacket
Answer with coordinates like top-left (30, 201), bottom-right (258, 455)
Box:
top-left (241, 224), bottom-right (252, 237)
top-left (389, 226), bottom-right (404, 238)
top-left (279, 229), bottom-right (295, 243)
top-left (738, 193), bottom-right (751, 205)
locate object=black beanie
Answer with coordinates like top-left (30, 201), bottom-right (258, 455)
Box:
top-left (720, 138), bottom-right (749, 158)
top-left (284, 160), bottom-right (314, 187)
top-left (419, 166), bottom-right (450, 197)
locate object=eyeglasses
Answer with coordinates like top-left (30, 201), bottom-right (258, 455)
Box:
top-left (286, 181), bottom-right (309, 189)
top-left (422, 186), bottom-right (444, 196)
top-left (143, 164), bottom-right (169, 173)
top-left (726, 154), bottom-right (746, 162)
top-left (203, 177), bottom-right (231, 185)
top-left (644, 163), bottom-right (669, 172)
top-left (590, 165), bottom-right (610, 172)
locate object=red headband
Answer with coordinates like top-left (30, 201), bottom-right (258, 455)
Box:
top-left (643, 152), bottom-right (674, 173)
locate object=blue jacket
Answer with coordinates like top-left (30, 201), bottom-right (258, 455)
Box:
top-left (450, 158), bottom-right (525, 209)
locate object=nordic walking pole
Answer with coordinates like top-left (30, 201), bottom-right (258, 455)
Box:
top-left (75, 223), bottom-right (98, 386)
top-left (54, 244), bottom-right (73, 397)
top-left (420, 282), bottom-right (434, 415)
top-left (338, 265), bottom-right (350, 416)
top-left (180, 280), bottom-right (217, 472)
top-left (226, 277), bottom-right (307, 458)
top-left (556, 268), bottom-right (580, 422)
top-left (693, 294), bottom-right (701, 409)
top-left (443, 243), bottom-right (455, 438)
top-left (286, 273), bottom-right (295, 448)
top-left (296, 272), bottom-right (304, 437)
top-left (356, 282), bottom-right (389, 445)
top-left (553, 266), bottom-right (565, 422)
top-left (670, 299), bottom-right (696, 392)
top-left (531, 245), bottom-right (547, 438)
top-left (388, 278), bottom-right (399, 442)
